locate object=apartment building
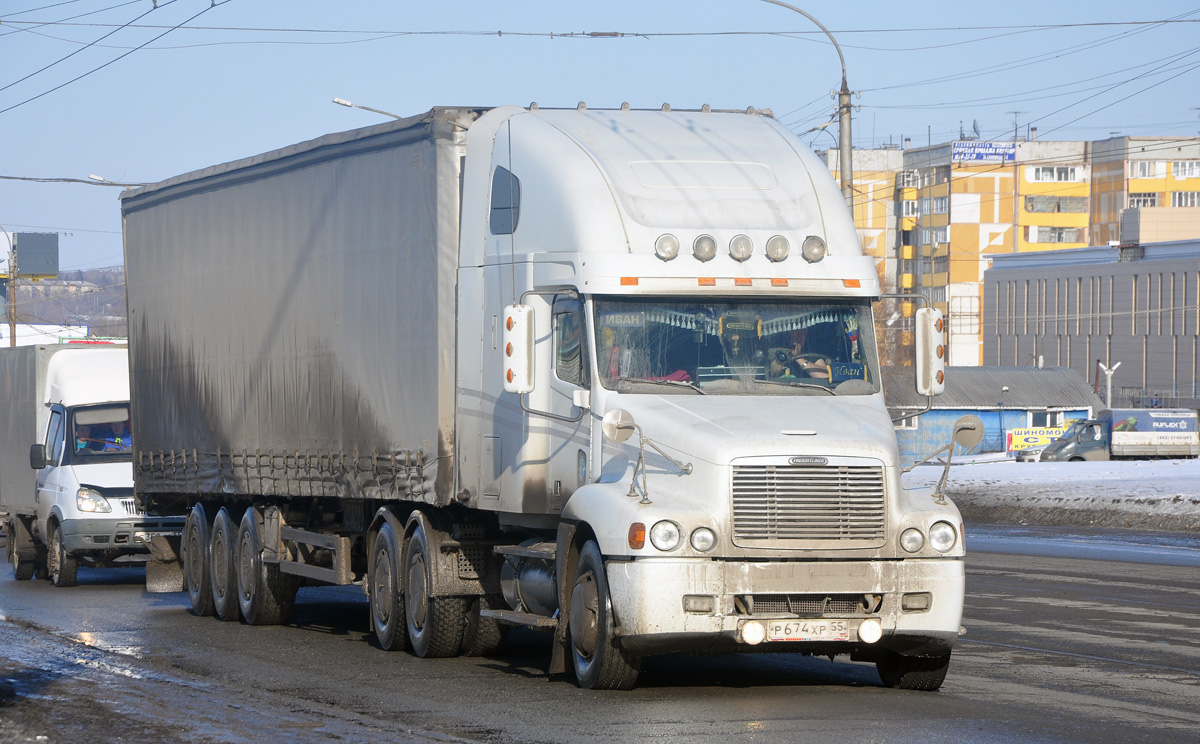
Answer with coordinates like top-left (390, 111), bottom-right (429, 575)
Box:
top-left (1091, 136), bottom-right (1200, 245)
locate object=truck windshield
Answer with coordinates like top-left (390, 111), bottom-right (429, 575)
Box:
top-left (593, 297), bottom-right (879, 395)
top-left (69, 404), bottom-right (133, 462)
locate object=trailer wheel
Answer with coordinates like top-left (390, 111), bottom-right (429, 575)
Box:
top-left (236, 507), bottom-right (299, 626)
top-left (568, 540), bottom-right (640, 690)
top-left (462, 594), bottom-right (509, 657)
top-left (183, 504), bottom-right (215, 617)
top-left (8, 518), bottom-right (33, 581)
top-left (210, 507), bottom-right (241, 622)
top-left (49, 523), bottom-right (78, 588)
top-left (403, 525), bottom-right (466, 658)
top-left (369, 521), bottom-right (409, 651)
top-left (876, 650), bottom-right (951, 691)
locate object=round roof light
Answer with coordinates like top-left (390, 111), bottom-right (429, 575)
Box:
top-left (801, 235), bottom-right (827, 263)
top-left (728, 234), bottom-right (753, 262)
top-left (765, 235), bottom-right (790, 262)
top-left (693, 235), bottom-right (717, 262)
top-left (655, 233), bottom-right (680, 261)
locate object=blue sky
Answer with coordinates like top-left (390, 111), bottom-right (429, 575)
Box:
top-left (2, 0), bottom-right (1198, 270)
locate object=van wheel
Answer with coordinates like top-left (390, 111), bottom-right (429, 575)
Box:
top-left (236, 507), bottom-right (299, 626)
top-left (210, 507), bottom-right (241, 621)
top-left (876, 650), bottom-right (951, 691)
top-left (8, 518), bottom-right (33, 581)
top-left (568, 540), bottom-right (640, 690)
top-left (403, 524), bottom-right (466, 658)
top-left (49, 523), bottom-right (78, 588)
top-left (183, 504), bottom-right (215, 616)
top-left (369, 521), bottom-right (409, 651)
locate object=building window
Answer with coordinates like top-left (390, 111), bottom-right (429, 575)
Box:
top-left (932, 255), bottom-right (948, 273)
top-left (919, 197), bottom-right (932, 214)
top-left (894, 415), bottom-right (919, 431)
top-left (1025, 195), bottom-right (1088, 213)
top-left (933, 196), bottom-right (948, 214)
top-left (1032, 166), bottom-right (1077, 182)
top-left (920, 170), bottom-right (934, 188)
top-left (901, 200), bottom-right (918, 217)
top-left (1029, 226), bottom-right (1079, 243)
top-left (932, 227), bottom-right (948, 244)
top-left (1172, 161), bottom-right (1200, 179)
top-left (1030, 411), bottom-right (1063, 427)
top-left (900, 170), bottom-right (920, 188)
top-left (919, 227), bottom-right (931, 245)
top-left (1128, 192), bottom-right (1158, 208)
top-left (1171, 191), bottom-right (1200, 207)
top-left (929, 286), bottom-right (947, 303)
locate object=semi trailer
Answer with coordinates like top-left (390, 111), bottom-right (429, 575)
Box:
top-left (120, 104), bottom-right (963, 690)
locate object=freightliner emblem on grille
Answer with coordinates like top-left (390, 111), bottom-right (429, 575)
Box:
top-left (789, 456), bottom-right (828, 465)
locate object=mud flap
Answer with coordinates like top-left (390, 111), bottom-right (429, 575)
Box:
top-left (549, 521), bottom-right (578, 676)
top-left (143, 534), bottom-right (184, 593)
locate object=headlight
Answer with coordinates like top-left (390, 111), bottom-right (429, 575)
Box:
top-left (693, 235), bottom-right (717, 262)
top-left (690, 527), bottom-right (717, 552)
top-left (765, 235), bottom-right (789, 262)
top-left (801, 235), bottom-right (826, 263)
top-left (899, 528), bottom-right (924, 553)
top-left (654, 233), bottom-right (680, 261)
top-left (76, 487), bottom-right (111, 513)
top-left (728, 234), bottom-right (753, 262)
top-left (649, 520), bottom-right (681, 551)
top-left (929, 521), bottom-right (957, 552)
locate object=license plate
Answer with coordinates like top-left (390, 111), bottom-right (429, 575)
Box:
top-left (767, 619), bottom-right (850, 642)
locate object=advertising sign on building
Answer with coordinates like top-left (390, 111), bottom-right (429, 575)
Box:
top-left (951, 142), bottom-right (1016, 163)
top-left (1007, 425), bottom-right (1069, 452)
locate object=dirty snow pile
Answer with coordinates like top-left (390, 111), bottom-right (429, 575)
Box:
top-left (902, 458), bottom-right (1200, 533)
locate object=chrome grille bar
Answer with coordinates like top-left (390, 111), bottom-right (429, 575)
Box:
top-left (732, 464), bottom-right (885, 543)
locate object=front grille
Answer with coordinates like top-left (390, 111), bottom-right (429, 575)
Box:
top-left (119, 499), bottom-right (144, 516)
top-left (739, 593), bottom-right (870, 617)
top-left (732, 464), bottom-right (885, 544)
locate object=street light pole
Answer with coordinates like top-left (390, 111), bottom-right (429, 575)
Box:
top-left (759, 1), bottom-right (853, 207)
top-left (332, 98), bottom-right (404, 121)
top-left (999, 385), bottom-right (1009, 453)
top-left (1098, 361), bottom-right (1121, 408)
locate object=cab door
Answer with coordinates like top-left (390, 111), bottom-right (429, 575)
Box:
top-left (546, 297), bottom-right (591, 513)
top-left (35, 407), bottom-right (67, 532)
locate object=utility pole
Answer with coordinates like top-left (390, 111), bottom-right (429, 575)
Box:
top-left (761, 1), bottom-right (854, 207)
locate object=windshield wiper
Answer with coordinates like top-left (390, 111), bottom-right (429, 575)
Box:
top-left (754, 378), bottom-right (837, 395)
top-left (617, 376), bottom-right (706, 395)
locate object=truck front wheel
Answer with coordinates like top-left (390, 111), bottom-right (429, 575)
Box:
top-left (49, 523), bottom-right (78, 588)
top-left (210, 507), bottom-right (241, 622)
top-left (369, 521), bottom-right (409, 651)
top-left (403, 524), bottom-right (466, 658)
top-left (876, 650), bottom-right (951, 691)
top-left (183, 504), bottom-right (215, 616)
top-left (568, 541), bottom-right (640, 690)
top-left (236, 507), bottom-right (299, 626)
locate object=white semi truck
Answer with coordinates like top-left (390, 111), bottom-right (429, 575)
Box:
top-left (120, 104), bottom-right (963, 690)
top-left (1, 345), bottom-right (184, 586)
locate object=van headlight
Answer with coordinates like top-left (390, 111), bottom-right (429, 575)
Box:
top-left (77, 487), bottom-right (111, 513)
top-left (929, 521), bottom-right (957, 552)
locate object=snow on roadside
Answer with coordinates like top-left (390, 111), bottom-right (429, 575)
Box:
top-left (903, 458), bottom-right (1200, 532)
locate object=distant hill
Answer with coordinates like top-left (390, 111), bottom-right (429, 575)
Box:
top-left (10, 267), bottom-right (126, 339)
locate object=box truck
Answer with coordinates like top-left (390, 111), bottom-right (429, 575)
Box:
top-left (1, 345), bottom-right (185, 586)
top-left (1038, 408), bottom-right (1199, 461)
top-left (120, 105), bottom-right (963, 690)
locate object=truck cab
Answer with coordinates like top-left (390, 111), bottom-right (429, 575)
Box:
top-left (1038, 419), bottom-right (1107, 461)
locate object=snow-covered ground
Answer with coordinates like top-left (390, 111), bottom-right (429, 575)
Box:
top-left (903, 457), bottom-right (1200, 533)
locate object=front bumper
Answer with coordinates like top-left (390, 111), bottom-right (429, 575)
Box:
top-left (59, 516), bottom-right (185, 554)
top-left (606, 556), bottom-right (964, 657)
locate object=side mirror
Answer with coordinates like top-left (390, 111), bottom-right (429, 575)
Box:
top-left (914, 307), bottom-right (945, 396)
top-left (502, 304), bottom-right (535, 394)
top-left (29, 444), bottom-right (48, 470)
top-left (952, 415), bottom-right (985, 449)
top-left (601, 409), bottom-right (636, 443)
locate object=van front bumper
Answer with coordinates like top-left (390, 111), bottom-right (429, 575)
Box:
top-left (605, 556), bottom-right (964, 657)
top-left (59, 516), bottom-right (186, 554)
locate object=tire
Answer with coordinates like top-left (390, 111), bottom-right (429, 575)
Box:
top-left (369, 521), bottom-right (409, 651)
top-left (210, 507), bottom-right (241, 622)
top-left (49, 523), bottom-right (78, 588)
top-left (462, 594), bottom-right (509, 657)
top-left (235, 507), bottom-right (299, 626)
top-left (568, 541), bottom-right (640, 690)
top-left (403, 524), bottom-right (466, 658)
top-left (876, 650), bottom-right (951, 691)
top-left (183, 504), bottom-right (215, 617)
top-left (8, 518), bottom-right (33, 581)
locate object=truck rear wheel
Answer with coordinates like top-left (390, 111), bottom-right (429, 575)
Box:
top-left (183, 504), bottom-right (215, 617)
top-left (568, 540), bottom-right (640, 690)
top-left (236, 507), bottom-right (299, 626)
top-left (462, 595), bottom-right (508, 657)
top-left (403, 525), bottom-right (466, 658)
top-left (369, 521), bottom-right (409, 651)
top-left (49, 523), bottom-right (78, 588)
top-left (210, 507), bottom-right (241, 622)
top-left (876, 650), bottom-right (951, 691)
top-left (7, 518), bottom-right (33, 581)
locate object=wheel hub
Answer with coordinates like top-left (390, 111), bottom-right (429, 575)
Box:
top-left (569, 571), bottom-right (599, 658)
top-left (406, 554), bottom-right (427, 631)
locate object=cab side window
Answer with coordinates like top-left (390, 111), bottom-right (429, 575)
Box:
top-left (554, 299), bottom-right (588, 387)
top-left (490, 166), bottom-right (521, 235)
top-left (45, 409), bottom-right (65, 464)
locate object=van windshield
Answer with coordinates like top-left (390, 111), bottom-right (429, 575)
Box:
top-left (592, 297), bottom-right (879, 396)
top-left (69, 404), bottom-right (133, 462)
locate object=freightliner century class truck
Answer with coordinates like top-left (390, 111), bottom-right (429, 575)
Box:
top-left (120, 104), bottom-right (964, 690)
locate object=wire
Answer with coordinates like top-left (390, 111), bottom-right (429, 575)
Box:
top-left (0, 0), bottom-right (144, 40)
